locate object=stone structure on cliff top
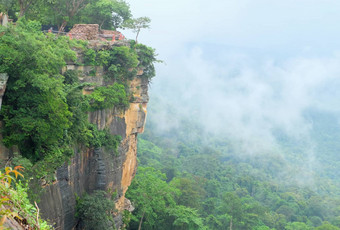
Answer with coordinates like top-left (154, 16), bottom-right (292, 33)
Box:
top-left (68, 24), bottom-right (124, 41)
top-left (0, 26), bottom-right (148, 229)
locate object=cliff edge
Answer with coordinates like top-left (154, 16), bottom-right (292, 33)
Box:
top-left (0, 36), bottom-right (152, 229)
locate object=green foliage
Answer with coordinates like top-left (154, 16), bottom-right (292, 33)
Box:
top-left (126, 167), bottom-right (207, 230)
top-left (80, 0), bottom-right (131, 30)
top-left (82, 47), bottom-right (111, 66)
top-left (0, 20), bottom-right (75, 162)
top-left (86, 83), bottom-right (129, 110)
top-left (315, 222), bottom-right (340, 230)
top-left (86, 124), bottom-right (121, 152)
top-left (123, 17), bottom-right (151, 42)
top-left (0, 166), bottom-right (52, 229)
top-left (44, 0), bottom-right (92, 31)
top-left (167, 205), bottom-right (206, 230)
top-left (84, 48), bottom-right (97, 66)
top-left (0, 0), bottom-right (14, 13)
top-left (126, 167), bottom-right (178, 229)
top-left (133, 43), bottom-right (159, 79)
top-left (76, 190), bottom-right (116, 230)
top-left (80, 42), bottom-right (158, 82)
top-left (125, 100), bottom-right (340, 230)
top-left (170, 177), bottom-right (206, 210)
top-left (0, 21), bottom-right (126, 182)
top-left (285, 222), bottom-right (312, 230)
top-left (105, 46), bottom-right (139, 81)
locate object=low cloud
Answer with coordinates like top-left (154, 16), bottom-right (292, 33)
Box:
top-left (149, 46), bottom-right (340, 156)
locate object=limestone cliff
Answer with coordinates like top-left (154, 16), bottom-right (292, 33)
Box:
top-left (40, 43), bottom-right (148, 229)
top-left (0, 41), bottom-right (149, 229)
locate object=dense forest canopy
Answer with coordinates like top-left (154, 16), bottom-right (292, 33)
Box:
top-left (0, 0), bottom-right (151, 33)
top-left (125, 99), bottom-right (340, 230)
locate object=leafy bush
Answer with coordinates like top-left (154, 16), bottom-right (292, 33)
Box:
top-left (76, 190), bottom-right (116, 230)
top-left (105, 46), bottom-right (139, 81)
top-left (84, 48), bottom-right (97, 66)
top-left (0, 20), bottom-right (75, 162)
top-left (86, 83), bottom-right (129, 111)
top-left (0, 166), bottom-right (52, 229)
top-left (86, 124), bottom-right (121, 152)
top-left (134, 43), bottom-right (159, 79)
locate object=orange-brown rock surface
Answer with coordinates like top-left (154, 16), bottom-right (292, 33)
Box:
top-left (0, 42), bottom-right (149, 230)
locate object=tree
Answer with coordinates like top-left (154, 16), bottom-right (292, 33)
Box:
top-left (76, 190), bottom-right (116, 230)
top-left (0, 0), bottom-right (40, 17)
top-left (285, 222), bottom-right (311, 230)
top-left (170, 177), bottom-right (206, 210)
top-left (167, 205), bottom-right (205, 230)
top-left (218, 192), bottom-right (244, 230)
top-left (126, 167), bottom-right (179, 230)
top-left (123, 17), bottom-right (151, 43)
top-left (45, 0), bottom-right (92, 32)
top-left (126, 167), bottom-right (207, 230)
top-left (17, 0), bottom-right (39, 17)
top-left (0, 0), bottom-right (14, 14)
top-left (80, 0), bottom-right (131, 30)
top-left (0, 19), bottom-right (75, 161)
top-left (315, 222), bottom-right (340, 230)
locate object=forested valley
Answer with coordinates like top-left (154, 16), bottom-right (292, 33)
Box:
top-left (125, 98), bottom-right (340, 230)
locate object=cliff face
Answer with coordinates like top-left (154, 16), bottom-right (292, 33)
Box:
top-left (39, 65), bottom-right (148, 229)
top-left (0, 42), bottom-right (149, 229)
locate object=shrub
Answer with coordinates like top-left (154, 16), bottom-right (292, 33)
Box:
top-left (76, 190), bottom-right (116, 230)
top-left (86, 83), bottom-right (129, 111)
top-left (0, 166), bottom-right (52, 229)
top-left (105, 46), bottom-right (139, 81)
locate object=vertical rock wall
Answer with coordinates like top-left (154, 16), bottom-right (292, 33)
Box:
top-left (37, 74), bottom-right (149, 229)
top-left (0, 43), bottom-right (149, 229)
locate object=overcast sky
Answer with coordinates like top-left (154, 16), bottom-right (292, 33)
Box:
top-left (126, 0), bottom-right (340, 58)
top-left (124, 1), bottom-right (340, 160)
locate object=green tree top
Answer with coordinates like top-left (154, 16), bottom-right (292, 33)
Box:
top-left (123, 16), bottom-right (151, 43)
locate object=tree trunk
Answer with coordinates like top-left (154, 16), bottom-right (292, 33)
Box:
top-left (19, 1), bottom-right (25, 17)
top-left (18, 0), bottom-right (32, 17)
top-left (99, 20), bottom-right (106, 31)
top-left (19, 8), bottom-right (25, 17)
top-left (229, 216), bottom-right (233, 230)
top-left (59, 20), bottom-right (68, 33)
top-left (138, 211), bottom-right (145, 230)
top-left (135, 29), bottom-right (140, 44)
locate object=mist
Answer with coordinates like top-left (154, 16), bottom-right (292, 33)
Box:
top-left (150, 48), bottom-right (340, 143)
top-left (124, 0), bottom-right (340, 184)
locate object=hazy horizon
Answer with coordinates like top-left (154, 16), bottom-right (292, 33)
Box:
top-left (125, 0), bottom-right (340, 173)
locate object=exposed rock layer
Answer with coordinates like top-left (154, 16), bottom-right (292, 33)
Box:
top-left (0, 42), bottom-right (149, 229)
top-left (38, 74), bottom-right (148, 229)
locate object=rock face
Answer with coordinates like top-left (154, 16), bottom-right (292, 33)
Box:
top-left (69, 24), bottom-right (99, 40)
top-left (38, 64), bottom-right (148, 229)
top-left (0, 42), bottom-right (149, 229)
top-left (68, 24), bottom-right (125, 41)
top-left (0, 73), bottom-right (9, 110)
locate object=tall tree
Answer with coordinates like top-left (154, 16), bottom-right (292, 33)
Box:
top-left (0, 0), bottom-right (14, 14)
top-left (80, 0), bottom-right (131, 30)
top-left (46, 0), bottom-right (91, 32)
top-left (123, 16), bottom-right (151, 43)
top-left (18, 0), bottom-right (39, 17)
top-left (126, 167), bottom-right (179, 230)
